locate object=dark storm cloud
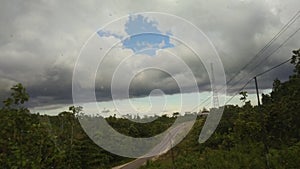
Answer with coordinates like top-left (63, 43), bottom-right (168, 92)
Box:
top-left (128, 70), bottom-right (181, 97)
top-left (0, 0), bottom-right (299, 108)
top-left (26, 65), bottom-right (73, 107)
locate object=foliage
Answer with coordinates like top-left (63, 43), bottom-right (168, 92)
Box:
top-left (0, 84), bottom-right (174, 168)
top-left (141, 49), bottom-right (300, 169)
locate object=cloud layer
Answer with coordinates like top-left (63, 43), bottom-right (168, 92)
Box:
top-left (0, 0), bottom-right (299, 108)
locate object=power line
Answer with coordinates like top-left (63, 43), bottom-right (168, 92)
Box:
top-left (227, 25), bottom-right (300, 93)
top-left (226, 10), bottom-right (300, 86)
top-left (195, 56), bottom-right (294, 109)
top-left (217, 12), bottom-right (299, 100)
top-left (199, 28), bottom-right (299, 108)
top-left (196, 78), bottom-right (253, 109)
top-left (225, 78), bottom-right (253, 105)
top-left (226, 58), bottom-right (293, 105)
top-left (255, 58), bottom-right (292, 77)
top-left (191, 12), bottom-right (300, 110)
top-left (246, 26), bottom-right (300, 75)
top-left (196, 58), bottom-right (294, 108)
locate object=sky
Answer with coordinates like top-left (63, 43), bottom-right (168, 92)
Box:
top-left (0, 0), bottom-right (299, 116)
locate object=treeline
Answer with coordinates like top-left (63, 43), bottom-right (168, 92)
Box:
top-left (0, 83), bottom-right (177, 168)
top-left (141, 49), bottom-right (300, 169)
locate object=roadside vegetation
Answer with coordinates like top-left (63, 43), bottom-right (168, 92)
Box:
top-left (141, 49), bottom-right (300, 169)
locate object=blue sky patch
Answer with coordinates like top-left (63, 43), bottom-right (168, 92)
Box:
top-left (98, 14), bottom-right (174, 56)
top-left (97, 30), bottom-right (123, 39)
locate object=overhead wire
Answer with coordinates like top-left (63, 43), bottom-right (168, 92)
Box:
top-left (225, 57), bottom-right (294, 105)
top-left (191, 11), bottom-right (300, 110)
top-left (221, 18), bottom-right (300, 104)
top-left (255, 58), bottom-right (292, 78)
top-left (226, 10), bottom-right (300, 86)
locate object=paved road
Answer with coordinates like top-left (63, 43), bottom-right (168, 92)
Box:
top-left (112, 157), bottom-right (151, 169)
top-left (112, 121), bottom-right (194, 169)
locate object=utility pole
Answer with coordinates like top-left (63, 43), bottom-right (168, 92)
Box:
top-left (253, 76), bottom-right (270, 169)
top-left (254, 76), bottom-right (261, 106)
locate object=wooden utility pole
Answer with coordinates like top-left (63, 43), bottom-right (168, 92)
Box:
top-left (253, 76), bottom-right (270, 169)
top-left (254, 77), bottom-right (261, 106)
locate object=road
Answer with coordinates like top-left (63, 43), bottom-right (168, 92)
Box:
top-left (112, 121), bottom-right (194, 169)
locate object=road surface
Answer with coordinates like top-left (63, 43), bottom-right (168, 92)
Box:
top-left (112, 121), bottom-right (194, 169)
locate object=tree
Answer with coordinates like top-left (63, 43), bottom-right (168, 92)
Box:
top-left (239, 91), bottom-right (248, 103)
top-left (172, 112), bottom-right (180, 117)
top-left (3, 83), bottom-right (29, 108)
top-left (291, 48), bottom-right (300, 77)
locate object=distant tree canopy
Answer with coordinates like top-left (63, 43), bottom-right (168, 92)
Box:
top-left (172, 112), bottom-right (180, 117)
top-left (0, 83), bottom-right (175, 168)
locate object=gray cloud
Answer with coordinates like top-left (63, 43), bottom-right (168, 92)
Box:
top-left (0, 0), bottom-right (299, 108)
